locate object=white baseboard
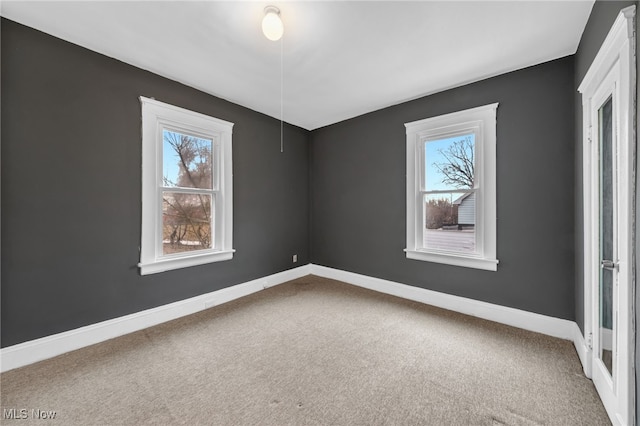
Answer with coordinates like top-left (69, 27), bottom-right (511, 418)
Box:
top-left (0, 265), bottom-right (311, 373)
top-left (1, 263), bottom-right (589, 376)
top-left (309, 264), bottom-right (580, 342)
top-left (571, 322), bottom-right (592, 378)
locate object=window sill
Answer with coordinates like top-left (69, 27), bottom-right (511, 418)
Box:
top-left (139, 249), bottom-right (235, 275)
top-left (404, 249), bottom-right (498, 271)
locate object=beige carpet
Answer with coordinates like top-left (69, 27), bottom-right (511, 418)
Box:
top-left (1, 276), bottom-right (609, 425)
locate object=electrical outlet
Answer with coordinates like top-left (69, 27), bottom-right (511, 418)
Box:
top-left (293, 254), bottom-right (298, 263)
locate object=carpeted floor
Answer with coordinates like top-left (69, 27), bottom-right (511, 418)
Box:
top-left (1, 276), bottom-right (610, 425)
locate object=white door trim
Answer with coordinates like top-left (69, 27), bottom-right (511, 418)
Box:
top-left (578, 5), bottom-right (636, 426)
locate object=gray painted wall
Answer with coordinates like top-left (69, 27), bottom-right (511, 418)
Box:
top-left (1, 19), bottom-right (310, 347)
top-left (572, 1), bottom-right (639, 420)
top-left (310, 56), bottom-right (575, 320)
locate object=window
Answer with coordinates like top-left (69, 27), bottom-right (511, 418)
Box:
top-left (405, 103), bottom-right (498, 270)
top-left (139, 97), bottom-right (234, 275)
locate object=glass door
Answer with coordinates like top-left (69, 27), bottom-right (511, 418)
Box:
top-left (579, 7), bottom-right (634, 424)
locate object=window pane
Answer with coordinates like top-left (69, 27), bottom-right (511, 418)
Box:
top-left (163, 130), bottom-right (213, 189)
top-left (425, 134), bottom-right (475, 191)
top-left (162, 192), bottom-right (213, 255)
top-left (423, 193), bottom-right (476, 253)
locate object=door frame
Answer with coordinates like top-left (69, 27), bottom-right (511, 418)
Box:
top-left (578, 5), bottom-right (636, 426)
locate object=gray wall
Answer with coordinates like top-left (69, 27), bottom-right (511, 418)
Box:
top-left (1, 19), bottom-right (310, 347)
top-left (310, 56), bottom-right (576, 320)
top-left (572, 1), bottom-right (639, 420)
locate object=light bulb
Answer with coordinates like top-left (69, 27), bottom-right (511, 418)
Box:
top-left (262, 6), bottom-right (283, 41)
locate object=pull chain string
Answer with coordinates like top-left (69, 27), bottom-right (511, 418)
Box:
top-left (280, 34), bottom-right (284, 153)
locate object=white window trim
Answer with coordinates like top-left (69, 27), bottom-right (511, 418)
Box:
top-left (405, 103), bottom-right (498, 271)
top-left (138, 97), bottom-right (234, 275)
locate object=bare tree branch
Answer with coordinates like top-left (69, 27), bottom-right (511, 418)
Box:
top-left (433, 137), bottom-right (474, 188)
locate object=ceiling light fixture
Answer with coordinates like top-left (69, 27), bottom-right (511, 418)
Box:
top-left (262, 6), bottom-right (283, 41)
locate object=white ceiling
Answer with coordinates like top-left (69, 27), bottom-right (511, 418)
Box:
top-left (1, 1), bottom-right (594, 130)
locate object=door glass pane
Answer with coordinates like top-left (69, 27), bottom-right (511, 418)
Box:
top-left (598, 96), bottom-right (614, 376)
top-left (162, 192), bottom-right (213, 255)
